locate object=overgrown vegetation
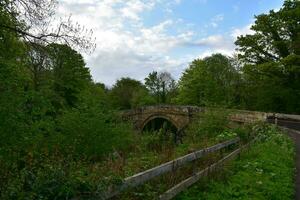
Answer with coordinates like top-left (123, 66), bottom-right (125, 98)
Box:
top-left (0, 0), bottom-right (298, 199)
top-left (177, 125), bottom-right (295, 200)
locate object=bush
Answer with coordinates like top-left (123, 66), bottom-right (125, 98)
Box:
top-left (54, 106), bottom-right (135, 160)
top-left (216, 130), bottom-right (238, 142)
top-left (0, 154), bottom-right (103, 200)
top-left (185, 108), bottom-right (230, 141)
top-left (0, 102), bottom-right (137, 199)
top-left (141, 129), bottom-right (175, 152)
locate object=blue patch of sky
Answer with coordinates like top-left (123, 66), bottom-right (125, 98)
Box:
top-left (172, 0), bottom-right (284, 34)
top-left (139, 0), bottom-right (285, 59)
top-left (142, 0), bottom-right (284, 33)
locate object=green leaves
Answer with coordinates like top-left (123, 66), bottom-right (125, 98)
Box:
top-left (234, 0), bottom-right (300, 113)
top-left (47, 43), bottom-right (92, 109)
top-left (109, 77), bottom-right (154, 109)
top-left (145, 71), bottom-right (177, 104)
top-left (177, 54), bottom-right (240, 107)
top-left (236, 1), bottom-right (300, 64)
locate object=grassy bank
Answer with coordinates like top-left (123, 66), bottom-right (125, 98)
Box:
top-left (176, 125), bottom-right (295, 200)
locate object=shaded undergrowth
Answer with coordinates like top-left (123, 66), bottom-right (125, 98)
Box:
top-left (1, 109), bottom-right (282, 200)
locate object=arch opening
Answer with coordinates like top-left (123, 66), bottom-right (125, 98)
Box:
top-left (142, 117), bottom-right (178, 133)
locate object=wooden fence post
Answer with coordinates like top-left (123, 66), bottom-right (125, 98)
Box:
top-left (100, 138), bottom-right (240, 199)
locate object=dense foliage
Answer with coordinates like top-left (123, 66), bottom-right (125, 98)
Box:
top-left (0, 0), bottom-right (298, 199)
top-left (235, 0), bottom-right (300, 113)
top-left (144, 71), bottom-right (178, 104)
top-left (109, 77), bottom-right (155, 109)
top-left (176, 54), bottom-right (240, 107)
top-left (0, 1), bottom-right (135, 199)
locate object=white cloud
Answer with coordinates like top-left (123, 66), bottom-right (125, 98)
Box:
top-left (231, 24), bottom-right (254, 39)
top-left (198, 49), bottom-right (233, 59)
top-left (186, 34), bottom-right (235, 53)
top-left (194, 24), bottom-right (256, 58)
top-left (174, 0), bottom-right (182, 5)
top-left (56, 0), bottom-right (197, 85)
top-left (121, 1), bottom-right (155, 21)
top-left (87, 49), bottom-right (190, 85)
top-left (197, 35), bottom-right (224, 46)
top-left (210, 14), bottom-right (224, 28)
top-left (56, 1), bottom-right (257, 86)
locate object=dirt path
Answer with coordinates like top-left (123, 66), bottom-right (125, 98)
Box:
top-left (283, 127), bottom-right (300, 200)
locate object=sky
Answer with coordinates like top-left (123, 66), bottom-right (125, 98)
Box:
top-left (57, 0), bottom-right (284, 86)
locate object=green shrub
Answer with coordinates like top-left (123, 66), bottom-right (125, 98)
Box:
top-left (0, 103), bottom-right (136, 199)
top-left (54, 107), bottom-right (135, 160)
top-left (0, 154), bottom-right (103, 200)
top-left (141, 129), bottom-right (175, 152)
top-left (216, 130), bottom-right (238, 142)
top-left (185, 108), bottom-right (230, 141)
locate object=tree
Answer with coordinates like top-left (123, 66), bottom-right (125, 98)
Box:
top-left (145, 71), bottom-right (177, 104)
top-left (236, 0), bottom-right (300, 64)
top-left (109, 78), bottom-right (153, 109)
top-left (0, 4), bottom-right (31, 146)
top-left (131, 87), bottom-right (156, 108)
top-left (0, 3), bottom-right (137, 199)
top-left (159, 72), bottom-right (177, 103)
top-left (25, 43), bottom-right (53, 91)
top-left (144, 71), bottom-right (160, 103)
top-left (177, 54), bottom-right (240, 107)
top-left (235, 0), bottom-right (300, 113)
top-left (47, 44), bottom-right (92, 109)
top-left (1, 0), bottom-right (95, 52)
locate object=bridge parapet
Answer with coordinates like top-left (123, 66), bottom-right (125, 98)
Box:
top-left (229, 110), bottom-right (268, 123)
top-left (122, 105), bottom-right (202, 116)
top-left (121, 105), bottom-right (204, 131)
top-left (121, 105), bottom-right (300, 132)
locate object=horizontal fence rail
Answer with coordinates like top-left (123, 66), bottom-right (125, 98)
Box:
top-left (159, 137), bottom-right (257, 200)
top-left (102, 137), bottom-right (240, 199)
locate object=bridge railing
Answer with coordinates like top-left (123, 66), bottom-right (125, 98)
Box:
top-left (100, 137), bottom-right (242, 200)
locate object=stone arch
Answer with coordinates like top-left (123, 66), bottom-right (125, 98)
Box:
top-left (121, 105), bottom-right (203, 132)
top-left (141, 114), bottom-right (180, 132)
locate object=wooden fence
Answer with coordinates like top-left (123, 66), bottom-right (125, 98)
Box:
top-left (101, 137), bottom-right (245, 200)
top-left (159, 137), bottom-right (257, 200)
top-left (98, 109), bottom-right (300, 199)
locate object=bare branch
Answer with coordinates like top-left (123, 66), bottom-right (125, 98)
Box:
top-left (2, 0), bottom-right (96, 53)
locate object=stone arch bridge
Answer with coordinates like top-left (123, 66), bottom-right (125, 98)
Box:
top-left (121, 105), bottom-right (204, 132)
top-left (121, 105), bottom-right (272, 132)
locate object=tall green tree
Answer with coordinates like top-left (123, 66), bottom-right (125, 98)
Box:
top-left (0, 2), bottom-right (137, 199)
top-left (109, 77), bottom-right (154, 109)
top-left (177, 54), bottom-right (240, 107)
top-left (236, 0), bottom-right (300, 113)
top-left (47, 44), bottom-right (92, 109)
top-left (236, 0), bottom-right (300, 64)
top-left (144, 71), bottom-right (160, 103)
top-left (145, 71), bottom-right (177, 104)
top-left (0, 5), bottom-right (30, 147)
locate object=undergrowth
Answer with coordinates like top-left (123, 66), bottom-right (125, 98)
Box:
top-left (1, 109), bottom-right (284, 200)
top-left (176, 124), bottom-right (295, 200)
